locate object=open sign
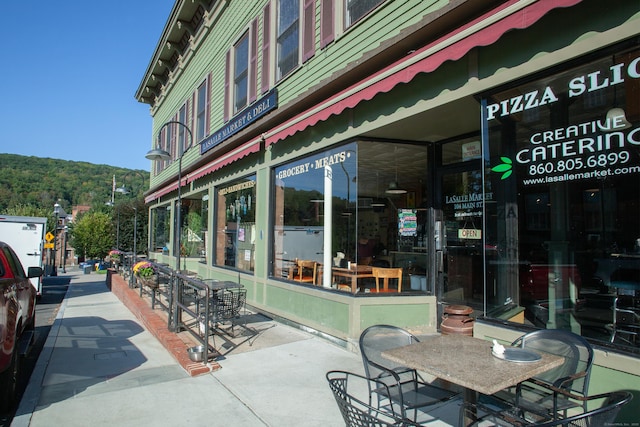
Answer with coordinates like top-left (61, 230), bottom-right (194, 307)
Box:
top-left (458, 228), bottom-right (482, 240)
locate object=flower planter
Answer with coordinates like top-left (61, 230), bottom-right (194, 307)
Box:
top-left (137, 275), bottom-right (158, 289)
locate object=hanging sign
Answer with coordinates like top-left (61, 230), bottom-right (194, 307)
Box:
top-left (458, 228), bottom-right (482, 240)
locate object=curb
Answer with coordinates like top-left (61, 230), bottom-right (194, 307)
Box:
top-left (108, 271), bottom-right (220, 376)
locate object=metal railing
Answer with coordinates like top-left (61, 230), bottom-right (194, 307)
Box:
top-left (117, 257), bottom-right (243, 364)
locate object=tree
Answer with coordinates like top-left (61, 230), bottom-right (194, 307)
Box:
top-left (69, 212), bottom-right (114, 260)
top-left (111, 198), bottom-right (149, 255)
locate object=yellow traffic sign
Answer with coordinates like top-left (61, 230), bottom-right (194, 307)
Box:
top-left (44, 243), bottom-right (54, 249)
top-left (45, 232), bottom-right (54, 242)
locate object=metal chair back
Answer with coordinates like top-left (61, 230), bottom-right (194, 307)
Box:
top-left (514, 329), bottom-right (594, 402)
top-left (210, 287), bottom-right (247, 336)
top-left (326, 370), bottom-right (416, 427)
top-left (607, 296), bottom-right (640, 345)
top-left (359, 324), bottom-right (419, 382)
top-left (533, 390), bottom-right (632, 426)
top-left (359, 324), bottom-right (457, 422)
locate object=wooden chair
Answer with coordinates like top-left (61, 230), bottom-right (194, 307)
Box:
top-left (289, 260), bottom-right (318, 284)
top-left (371, 267), bottom-right (403, 292)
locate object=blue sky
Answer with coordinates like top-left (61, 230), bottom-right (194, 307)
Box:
top-left (0, 1), bottom-right (175, 171)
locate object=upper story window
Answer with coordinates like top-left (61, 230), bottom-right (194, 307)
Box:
top-left (276, 0), bottom-right (300, 81)
top-left (345, 0), bottom-right (385, 28)
top-left (234, 32), bottom-right (250, 113)
top-left (196, 79), bottom-right (209, 141)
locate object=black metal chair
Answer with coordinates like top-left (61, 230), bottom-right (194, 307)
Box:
top-left (533, 390), bottom-right (632, 426)
top-left (513, 329), bottom-right (594, 419)
top-left (605, 296), bottom-right (640, 346)
top-left (326, 370), bottom-right (421, 427)
top-left (462, 390), bottom-right (632, 427)
top-left (478, 329), bottom-right (594, 424)
top-left (359, 325), bottom-right (458, 423)
top-left (209, 287), bottom-right (247, 337)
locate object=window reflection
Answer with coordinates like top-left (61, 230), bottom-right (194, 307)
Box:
top-left (150, 205), bottom-right (171, 255)
top-left (216, 176), bottom-right (256, 271)
top-left (483, 46), bottom-right (640, 350)
top-left (180, 193), bottom-right (208, 262)
top-left (271, 141), bottom-right (430, 294)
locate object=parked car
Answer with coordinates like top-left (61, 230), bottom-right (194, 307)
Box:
top-left (0, 241), bottom-right (40, 412)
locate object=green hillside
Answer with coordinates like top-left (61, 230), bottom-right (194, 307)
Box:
top-left (0, 153), bottom-right (147, 212)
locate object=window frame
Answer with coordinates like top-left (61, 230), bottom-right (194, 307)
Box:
top-left (214, 175), bottom-right (258, 273)
top-left (344, 0), bottom-right (385, 28)
top-left (233, 31), bottom-right (250, 114)
top-left (275, 0), bottom-right (301, 82)
top-left (196, 78), bottom-right (209, 142)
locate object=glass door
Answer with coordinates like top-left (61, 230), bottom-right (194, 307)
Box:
top-left (434, 136), bottom-right (488, 314)
top-left (439, 168), bottom-right (486, 307)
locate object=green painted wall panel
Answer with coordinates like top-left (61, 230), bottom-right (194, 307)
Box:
top-left (265, 285), bottom-right (351, 333)
top-left (360, 303), bottom-right (434, 332)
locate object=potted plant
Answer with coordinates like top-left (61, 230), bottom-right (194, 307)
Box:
top-left (133, 261), bottom-right (158, 287)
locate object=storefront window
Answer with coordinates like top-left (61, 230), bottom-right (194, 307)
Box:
top-left (272, 141), bottom-right (430, 293)
top-left (272, 143), bottom-right (357, 282)
top-left (215, 176), bottom-right (256, 272)
top-left (482, 45), bottom-right (640, 350)
top-left (150, 205), bottom-right (171, 254)
top-left (180, 192), bottom-right (208, 262)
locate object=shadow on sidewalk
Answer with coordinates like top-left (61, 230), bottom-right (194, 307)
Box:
top-left (28, 316), bottom-right (147, 408)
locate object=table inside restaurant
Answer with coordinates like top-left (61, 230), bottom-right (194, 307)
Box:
top-left (332, 265), bottom-right (374, 293)
top-left (382, 334), bottom-right (564, 425)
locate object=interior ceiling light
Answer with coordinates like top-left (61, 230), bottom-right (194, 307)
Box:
top-left (371, 172), bottom-right (386, 206)
top-left (386, 181), bottom-right (407, 194)
top-left (386, 146), bottom-right (407, 194)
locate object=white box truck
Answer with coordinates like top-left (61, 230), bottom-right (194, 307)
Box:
top-left (0, 215), bottom-right (47, 296)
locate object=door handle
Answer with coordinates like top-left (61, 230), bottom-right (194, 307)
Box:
top-left (436, 250), bottom-right (444, 273)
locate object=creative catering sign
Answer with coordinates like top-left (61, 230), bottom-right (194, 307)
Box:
top-left (201, 89), bottom-right (278, 155)
top-left (486, 54), bottom-right (640, 185)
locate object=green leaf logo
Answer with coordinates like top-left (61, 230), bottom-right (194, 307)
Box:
top-left (492, 157), bottom-right (513, 180)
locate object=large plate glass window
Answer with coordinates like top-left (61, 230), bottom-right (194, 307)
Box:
top-left (271, 141), bottom-right (430, 294)
top-left (215, 176), bottom-right (257, 272)
top-left (482, 45), bottom-right (639, 350)
top-left (180, 192), bottom-right (208, 265)
top-left (150, 205), bottom-right (171, 256)
top-left (272, 143), bottom-right (357, 283)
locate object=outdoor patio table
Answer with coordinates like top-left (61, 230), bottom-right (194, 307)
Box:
top-left (201, 279), bottom-right (243, 291)
top-left (381, 334), bottom-right (564, 426)
top-left (332, 265), bottom-right (374, 293)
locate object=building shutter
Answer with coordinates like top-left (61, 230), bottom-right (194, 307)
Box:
top-left (206, 72), bottom-right (212, 134)
top-left (250, 18), bottom-right (258, 103)
top-left (320, 0), bottom-right (334, 48)
top-left (224, 49), bottom-right (231, 122)
top-left (261, 3), bottom-right (271, 94)
top-left (302, 0), bottom-right (316, 62)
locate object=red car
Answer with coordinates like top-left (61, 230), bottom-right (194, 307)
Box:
top-left (0, 241), bottom-right (40, 412)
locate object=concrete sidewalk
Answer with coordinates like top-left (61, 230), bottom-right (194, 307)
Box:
top-left (12, 271), bottom-right (460, 426)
